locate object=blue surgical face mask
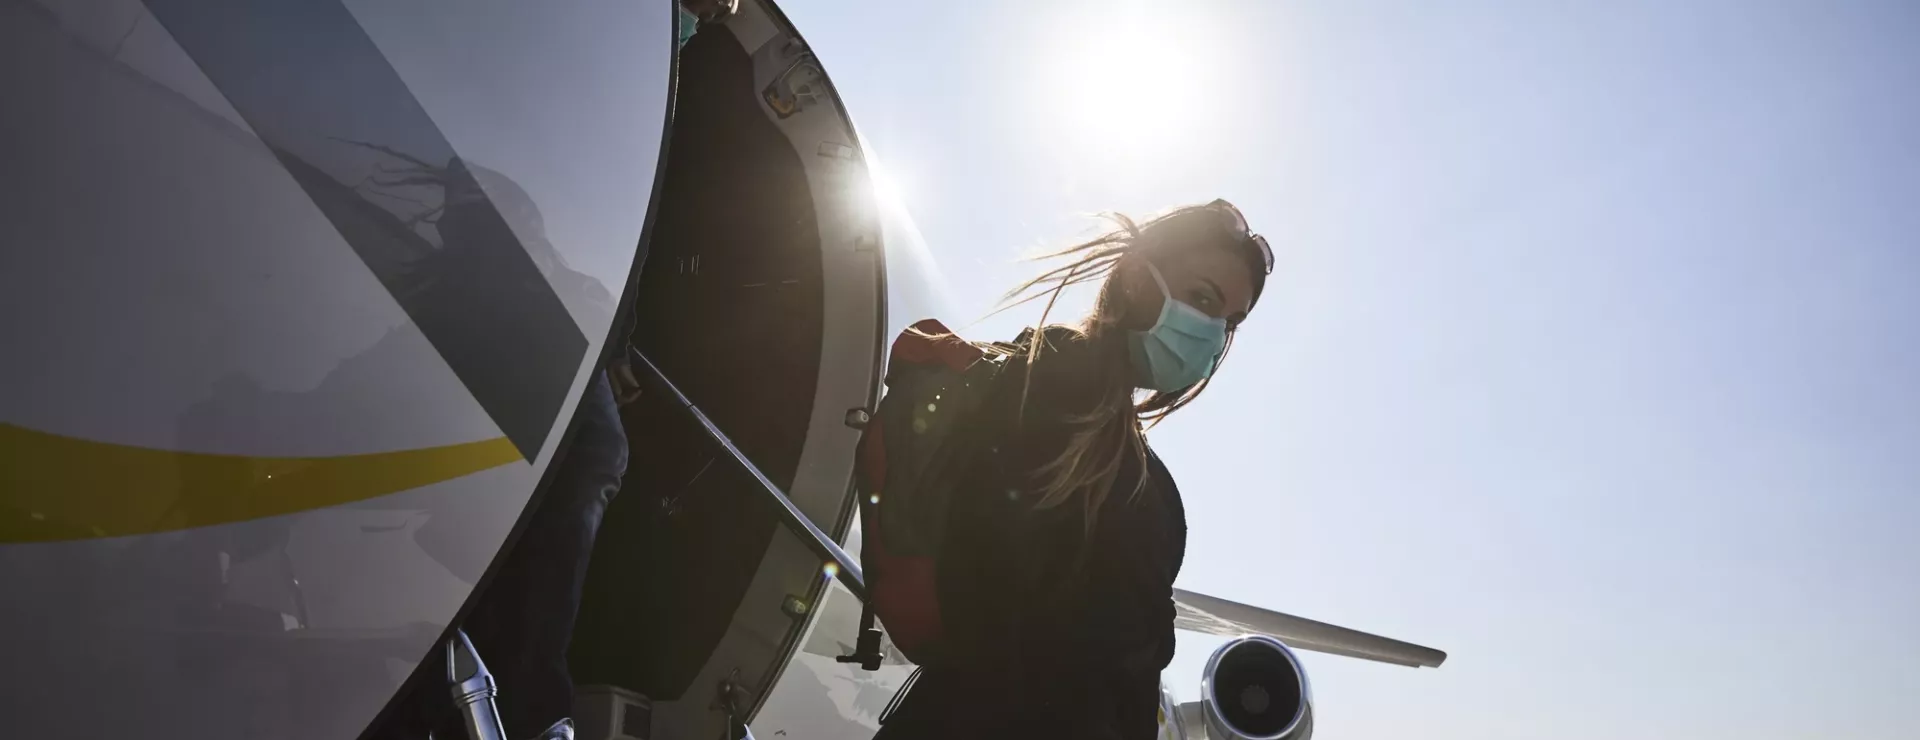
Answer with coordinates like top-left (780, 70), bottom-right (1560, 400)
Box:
top-left (677, 6), bottom-right (700, 49)
top-left (1127, 263), bottom-right (1230, 391)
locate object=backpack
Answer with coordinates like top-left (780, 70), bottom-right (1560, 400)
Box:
top-left (842, 319), bottom-right (1015, 669)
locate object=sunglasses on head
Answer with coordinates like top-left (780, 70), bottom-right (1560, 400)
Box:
top-left (1206, 198), bottom-right (1273, 275)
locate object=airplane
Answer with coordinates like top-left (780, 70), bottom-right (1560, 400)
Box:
top-left (0, 1), bottom-right (1445, 739)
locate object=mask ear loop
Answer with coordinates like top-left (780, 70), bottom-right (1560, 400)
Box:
top-left (1143, 260), bottom-right (1171, 294)
top-left (1144, 260), bottom-right (1230, 332)
top-left (1139, 261), bottom-right (1175, 333)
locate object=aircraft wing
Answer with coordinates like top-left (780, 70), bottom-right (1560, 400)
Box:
top-left (1172, 588), bottom-right (1447, 668)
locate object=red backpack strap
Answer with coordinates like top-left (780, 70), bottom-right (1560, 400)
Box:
top-left (852, 320), bottom-right (999, 666)
top-left (889, 319), bottom-right (986, 375)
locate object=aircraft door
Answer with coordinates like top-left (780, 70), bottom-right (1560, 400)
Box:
top-left (569, 1), bottom-right (886, 737)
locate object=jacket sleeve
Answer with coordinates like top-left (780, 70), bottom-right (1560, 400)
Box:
top-left (935, 469), bottom-right (1184, 739)
top-left (1074, 455), bottom-right (1185, 739)
top-left (969, 452), bottom-right (1177, 739)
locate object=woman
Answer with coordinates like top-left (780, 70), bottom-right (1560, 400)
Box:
top-left (873, 200), bottom-right (1272, 739)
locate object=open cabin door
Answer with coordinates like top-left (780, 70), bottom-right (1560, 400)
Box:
top-left (568, 1), bottom-right (886, 738)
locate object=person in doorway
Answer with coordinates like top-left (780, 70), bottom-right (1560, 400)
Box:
top-left (435, 162), bottom-right (632, 740)
top-left (365, 158), bottom-right (633, 740)
top-left (872, 200), bottom-right (1272, 740)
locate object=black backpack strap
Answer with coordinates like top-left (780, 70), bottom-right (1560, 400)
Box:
top-left (836, 600), bottom-right (885, 671)
top-left (838, 481), bottom-right (884, 672)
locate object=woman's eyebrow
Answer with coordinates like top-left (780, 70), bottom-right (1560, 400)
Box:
top-left (1199, 277), bottom-right (1227, 304)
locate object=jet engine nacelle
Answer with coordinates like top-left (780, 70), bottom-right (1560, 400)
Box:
top-left (1199, 636), bottom-right (1315, 740)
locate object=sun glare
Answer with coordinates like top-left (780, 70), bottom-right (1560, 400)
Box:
top-left (866, 156), bottom-right (909, 217)
top-left (1042, 10), bottom-right (1213, 162)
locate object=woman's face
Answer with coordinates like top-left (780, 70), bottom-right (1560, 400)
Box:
top-left (1115, 240), bottom-right (1258, 332)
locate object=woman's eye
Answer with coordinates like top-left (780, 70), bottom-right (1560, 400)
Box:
top-left (1190, 291), bottom-right (1217, 310)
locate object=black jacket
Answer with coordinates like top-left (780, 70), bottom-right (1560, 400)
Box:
top-left (874, 326), bottom-right (1188, 740)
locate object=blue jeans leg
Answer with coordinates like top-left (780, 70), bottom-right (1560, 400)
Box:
top-left (464, 370), bottom-right (629, 738)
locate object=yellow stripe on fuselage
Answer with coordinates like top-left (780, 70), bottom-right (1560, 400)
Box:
top-left (0, 423), bottom-right (523, 544)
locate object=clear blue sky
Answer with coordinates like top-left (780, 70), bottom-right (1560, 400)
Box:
top-left (778, 1), bottom-right (1920, 737)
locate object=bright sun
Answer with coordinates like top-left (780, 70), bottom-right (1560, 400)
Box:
top-left (1043, 9), bottom-right (1213, 161)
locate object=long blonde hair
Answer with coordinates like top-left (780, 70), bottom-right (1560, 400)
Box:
top-left (993, 204), bottom-right (1255, 531)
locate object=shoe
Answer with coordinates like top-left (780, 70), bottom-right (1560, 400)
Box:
top-left (530, 718), bottom-right (574, 740)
